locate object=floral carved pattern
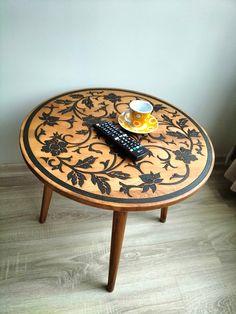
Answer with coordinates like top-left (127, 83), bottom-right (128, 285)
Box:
top-left (23, 89), bottom-right (212, 203)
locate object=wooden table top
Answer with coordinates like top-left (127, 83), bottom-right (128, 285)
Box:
top-left (20, 88), bottom-right (214, 211)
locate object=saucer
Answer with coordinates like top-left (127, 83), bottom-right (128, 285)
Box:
top-left (118, 111), bottom-right (158, 134)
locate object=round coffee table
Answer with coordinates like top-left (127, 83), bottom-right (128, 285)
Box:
top-left (20, 88), bottom-right (214, 291)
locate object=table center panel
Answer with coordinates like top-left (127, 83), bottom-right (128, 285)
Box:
top-left (23, 89), bottom-right (212, 204)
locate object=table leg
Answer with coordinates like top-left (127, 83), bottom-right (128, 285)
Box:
top-left (107, 211), bottom-right (128, 292)
top-left (39, 184), bottom-right (53, 224)
top-left (160, 207), bottom-right (168, 223)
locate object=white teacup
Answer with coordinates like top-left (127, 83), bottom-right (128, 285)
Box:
top-left (125, 100), bottom-right (153, 128)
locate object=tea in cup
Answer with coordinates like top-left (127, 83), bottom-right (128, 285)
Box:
top-left (125, 100), bottom-right (154, 128)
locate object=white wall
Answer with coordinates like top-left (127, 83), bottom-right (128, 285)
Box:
top-left (0, 0), bottom-right (236, 163)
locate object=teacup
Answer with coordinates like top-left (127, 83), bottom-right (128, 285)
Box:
top-left (125, 100), bottom-right (153, 128)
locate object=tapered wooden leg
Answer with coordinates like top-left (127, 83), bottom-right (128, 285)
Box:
top-left (39, 184), bottom-right (53, 224)
top-left (160, 207), bottom-right (168, 223)
top-left (107, 211), bottom-right (128, 292)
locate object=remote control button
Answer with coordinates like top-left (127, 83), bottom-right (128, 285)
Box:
top-left (93, 121), bottom-right (150, 161)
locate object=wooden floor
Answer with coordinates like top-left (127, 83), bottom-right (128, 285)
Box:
top-left (0, 163), bottom-right (236, 314)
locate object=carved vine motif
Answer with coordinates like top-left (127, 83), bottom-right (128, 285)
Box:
top-left (32, 90), bottom-right (205, 197)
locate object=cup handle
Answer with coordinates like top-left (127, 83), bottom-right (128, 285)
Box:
top-left (124, 110), bottom-right (132, 123)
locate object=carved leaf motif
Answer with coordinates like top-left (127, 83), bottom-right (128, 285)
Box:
top-left (180, 141), bottom-right (189, 147)
top-left (140, 172), bottom-right (162, 184)
top-left (39, 128), bottom-right (46, 136)
top-left (150, 184), bottom-right (156, 192)
top-left (67, 171), bottom-right (77, 185)
top-left (187, 129), bottom-right (199, 137)
top-left (41, 157), bottom-right (49, 163)
top-left (91, 174), bottom-right (111, 194)
top-left (88, 145), bottom-right (102, 154)
top-left (67, 170), bottom-right (86, 186)
top-left (47, 158), bottom-right (65, 172)
top-left (147, 150), bottom-right (154, 157)
top-left (156, 134), bottom-right (166, 141)
top-left (161, 114), bottom-right (174, 126)
top-left (107, 171), bottom-right (130, 180)
top-left (74, 156), bottom-right (97, 169)
top-left (170, 173), bottom-right (184, 180)
top-left (163, 163), bottom-right (169, 170)
top-left (119, 182), bottom-right (130, 196)
top-left (108, 111), bottom-right (117, 119)
top-left (54, 99), bottom-right (73, 105)
top-left (142, 185), bottom-right (149, 193)
top-left (104, 93), bottom-right (121, 104)
top-left (66, 115), bottom-right (75, 129)
top-left (167, 131), bottom-right (186, 139)
top-left (177, 118), bottom-right (188, 129)
top-left (82, 97), bottom-right (93, 109)
top-left (58, 106), bottom-right (74, 115)
top-left (153, 104), bottom-right (166, 112)
top-left (142, 184), bottom-right (156, 193)
top-left (69, 93), bottom-right (83, 99)
top-left (95, 102), bottom-right (108, 112)
top-left (174, 147), bottom-right (198, 164)
top-left (39, 112), bottom-right (59, 126)
top-left (76, 171), bottom-right (86, 187)
top-left (76, 129), bottom-right (89, 135)
top-left (196, 148), bottom-right (204, 156)
top-left (140, 174), bottom-right (153, 184)
top-left (100, 160), bottom-right (110, 169)
top-left (51, 164), bottom-right (62, 171)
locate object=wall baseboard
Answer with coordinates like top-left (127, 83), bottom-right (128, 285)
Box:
top-left (0, 163), bottom-right (29, 177)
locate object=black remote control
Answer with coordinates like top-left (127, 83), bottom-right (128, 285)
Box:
top-left (93, 121), bottom-right (150, 161)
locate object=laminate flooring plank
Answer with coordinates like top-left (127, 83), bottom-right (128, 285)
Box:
top-left (0, 164), bottom-right (236, 313)
top-left (176, 269), bottom-right (236, 314)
